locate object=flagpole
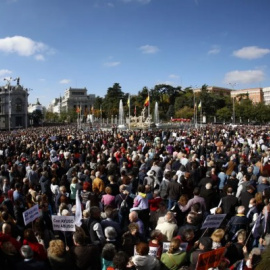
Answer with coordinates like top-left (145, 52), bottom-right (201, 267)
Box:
top-left (148, 91), bottom-right (150, 129)
top-left (128, 95), bottom-right (131, 130)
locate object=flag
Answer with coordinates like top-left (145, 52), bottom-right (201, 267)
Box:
top-left (76, 106), bottom-right (80, 114)
top-left (134, 105), bottom-right (137, 116)
top-left (127, 95), bottom-right (130, 108)
top-left (198, 101), bottom-right (202, 110)
top-left (194, 102), bottom-right (197, 111)
top-left (144, 96), bottom-right (149, 107)
top-left (264, 207), bottom-right (268, 233)
top-left (91, 106), bottom-right (94, 114)
top-left (84, 107), bottom-right (88, 116)
top-left (252, 213), bottom-right (262, 238)
top-left (74, 190), bottom-right (82, 227)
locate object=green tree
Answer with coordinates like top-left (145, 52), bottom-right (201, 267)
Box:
top-left (175, 106), bottom-right (194, 119)
top-left (102, 83), bottom-right (125, 118)
top-left (216, 107), bottom-right (232, 122)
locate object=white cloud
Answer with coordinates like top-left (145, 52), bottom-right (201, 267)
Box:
top-left (104, 61), bottom-right (120, 67)
top-left (169, 74), bottom-right (179, 79)
top-left (139, 45), bottom-right (159, 54)
top-left (0, 36), bottom-right (53, 60)
top-left (59, 79), bottom-right (71, 84)
top-left (35, 54), bottom-right (45, 61)
top-left (233, 46), bottom-right (270, 60)
top-left (224, 69), bottom-right (265, 84)
top-left (208, 46), bottom-right (220, 55)
top-left (0, 69), bottom-right (12, 77)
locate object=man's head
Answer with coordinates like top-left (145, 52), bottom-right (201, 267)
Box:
top-left (129, 211), bottom-right (138, 223)
top-left (164, 212), bottom-right (174, 223)
top-left (199, 237), bottom-right (212, 251)
top-left (237, 205), bottom-right (245, 215)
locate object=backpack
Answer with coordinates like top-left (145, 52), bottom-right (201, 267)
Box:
top-left (119, 194), bottom-right (129, 214)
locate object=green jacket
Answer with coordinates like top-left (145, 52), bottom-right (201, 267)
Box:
top-left (160, 251), bottom-right (187, 270)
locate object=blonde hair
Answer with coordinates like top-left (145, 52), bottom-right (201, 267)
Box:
top-left (72, 177), bottom-right (78, 184)
top-left (211, 229), bottom-right (225, 243)
top-left (168, 238), bottom-right (181, 254)
top-left (48, 239), bottom-right (65, 257)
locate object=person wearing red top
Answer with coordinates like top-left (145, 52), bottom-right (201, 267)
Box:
top-left (0, 223), bottom-right (22, 252)
top-left (23, 228), bottom-right (47, 261)
top-left (148, 190), bottom-right (163, 212)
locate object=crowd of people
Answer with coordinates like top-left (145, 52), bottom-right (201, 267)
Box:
top-left (0, 124), bottom-right (270, 270)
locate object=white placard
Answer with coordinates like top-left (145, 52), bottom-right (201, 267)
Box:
top-left (52, 215), bottom-right (75, 232)
top-left (23, 204), bottom-right (40, 226)
top-left (162, 241), bottom-right (188, 253)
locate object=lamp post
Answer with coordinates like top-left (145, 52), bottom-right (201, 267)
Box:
top-left (3, 77), bottom-right (13, 131)
top-left (229, 83), bottom-right (236, 124)
top-left (192, 85), bottom-right (198, 128)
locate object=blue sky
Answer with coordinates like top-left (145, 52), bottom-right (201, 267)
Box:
top-left (0, 0), bottom-right (270, 107)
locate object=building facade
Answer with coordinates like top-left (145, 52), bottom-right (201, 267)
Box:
top-left (263, 87), bottom-right (270, 105)
top-left (28, 98), bottom-right (43, 113)
top-left (193, 86), bottom-right (232, 96)
top-left (0, 79), bottom-right (28, 130)
top-left (48, 87), bottom-right (95, 114)
top-left (231, 88), bottom-right (263, 103)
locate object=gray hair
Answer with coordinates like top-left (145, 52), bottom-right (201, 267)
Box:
top-left (104, 226), bottom-right (117, 240)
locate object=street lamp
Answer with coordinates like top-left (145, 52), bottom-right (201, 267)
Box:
top-left (228, 83), bottom-right (237, 124)
top-left (3, 77), bottom-right (12, 131)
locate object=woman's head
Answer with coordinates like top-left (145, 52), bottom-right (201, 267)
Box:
top-left (105, 186), bottom-right (112, 195)
top-left (83, 181), bottom-right (91, 191)
top-left (48, 240), bottom-right (65, 257)
top-left (211, 229), bottom-right (225, 243)
top-left (24, 228), bottom-right (37, 243)
top-left (168, 238), bottom-right (181, 254)
top-left (135, 242), bottom-right (149, 256)
top-left (102, 243), bottom-right (116, 261)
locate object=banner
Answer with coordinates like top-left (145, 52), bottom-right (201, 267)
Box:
top-left (162, 242), bottom-right (188, 253)
top-left (196, 247), bottom-right (225, 270)
top-left (201, 214), bottom-right (226, 229)
top-left (52, 215), bottom-right (75, 232)
top-left (23, 204), bottom-right (40, 226)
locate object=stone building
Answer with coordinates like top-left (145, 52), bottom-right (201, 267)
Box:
top-left (231, 88), bottom-right (263, 103)
top-left (0, 78), bottom-right (28, 130)
top-left (48, 87), bottom-right (95, 114)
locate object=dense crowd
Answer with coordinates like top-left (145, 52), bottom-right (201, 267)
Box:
top-left (1, 124), bottom-right (270, 270)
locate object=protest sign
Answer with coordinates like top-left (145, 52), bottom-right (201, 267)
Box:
top-left (201, 214), bottom-right (226, 230)
top-left (196, 247), bottom-right (225, 270)
top-left (52, 215), bottom-right (75, 232)
top-left (23, 204), bottom-right (40, 226)
top-left (162, 242), bottom-right (188, 253)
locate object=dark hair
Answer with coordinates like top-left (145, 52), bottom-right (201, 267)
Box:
top-left (24, 228), bottom-right (37, 243)
top-left (137, 185), bottom-right (145, 193)
top-left (113, 251), bottom-right (129, 270)
top-left (136, 242), bottom-right (149, 256)
top-left (193, 187), bottom-right (200, 196)
top-left (73, 231), bottom-right (85, 245)
top-left (102, 243), bottom-right (116, 261)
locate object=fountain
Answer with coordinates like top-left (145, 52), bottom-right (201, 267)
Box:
top-left (118, 99), bottom-right (126, 129)
top-left (154, 102), bottom-right (160, 127)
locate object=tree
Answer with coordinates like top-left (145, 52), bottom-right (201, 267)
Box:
top-left (151, 84), bottom-right (183, 120)
top-left (31, 110), bottom-right (43, 126)
top-left (102, 83), bottom-right (125, 118)
top-left (216, 107), bottom-right (232, 122)
top-left (175, 106), bottom-right (194, 119)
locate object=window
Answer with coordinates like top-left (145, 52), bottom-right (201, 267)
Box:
top-left (15, 98), bottom-right (23, 112)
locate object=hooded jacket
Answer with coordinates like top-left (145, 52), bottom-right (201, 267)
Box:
top-left (132, 254), bottom-right (160, 270)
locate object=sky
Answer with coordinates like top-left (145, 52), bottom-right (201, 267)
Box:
top-left (0, 0), bottom-right (270, 107)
